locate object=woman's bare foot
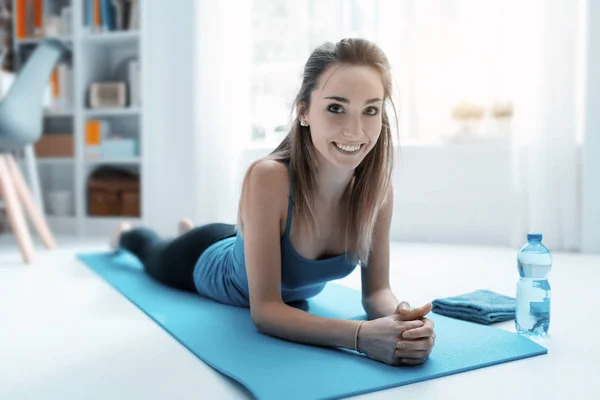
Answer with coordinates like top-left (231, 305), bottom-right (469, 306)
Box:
top-left (110, 222), bottom-right (132, 250)
top-left (178, 218), bottom-right (194, 236)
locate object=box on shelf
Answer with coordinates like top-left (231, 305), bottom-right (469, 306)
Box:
top-left (101, 137), bottom-right (139, 159)
top-left (89, 82), bottom-right (127, 109)
top-left (87, 166), bottom-right (140, 217)
top-left (34, 133), bottom-right (74, 157)
top-left (85, 120), bottom-right (138, 160)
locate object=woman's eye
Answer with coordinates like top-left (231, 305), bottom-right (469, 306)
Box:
top-left (364, 107), bottom-right (379, 116)
top-left (327, 104), bottom-right (344, 114)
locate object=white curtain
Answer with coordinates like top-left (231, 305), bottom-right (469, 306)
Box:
top-left (582, 0), bottom-right (600, 253)
top-left (509, 0), bottom-right (584, 251)
top-left (377, 0), bottom-right (585, 250)
top-left (193, 0), bottom-right (252, 225)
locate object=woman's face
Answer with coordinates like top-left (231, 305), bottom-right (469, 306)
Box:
top-left (302, 63), bottom-right (384, 171)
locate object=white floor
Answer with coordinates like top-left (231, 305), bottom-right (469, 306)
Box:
top-left (1, 234), bottom-right (599, 400)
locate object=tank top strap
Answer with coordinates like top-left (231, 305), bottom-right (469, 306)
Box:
top-left (283, 160), bottom-right (293, 237)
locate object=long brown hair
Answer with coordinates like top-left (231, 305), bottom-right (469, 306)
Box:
top-left (237, 38), bottom-right (398, 265)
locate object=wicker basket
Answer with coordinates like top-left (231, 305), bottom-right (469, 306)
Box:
top-left (87, 166), bottom-right (140, 217)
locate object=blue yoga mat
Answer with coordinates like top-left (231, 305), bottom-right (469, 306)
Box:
top-left (78, 251), bottom-right (547, 400)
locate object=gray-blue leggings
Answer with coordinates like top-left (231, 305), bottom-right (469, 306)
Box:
top-left (118, 223), bottom-right (237, 292)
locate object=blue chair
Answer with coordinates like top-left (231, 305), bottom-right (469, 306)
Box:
top-left (0, 38), bottom-right (68, 263)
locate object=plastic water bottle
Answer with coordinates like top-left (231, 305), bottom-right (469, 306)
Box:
top-left (515, 233), bottom-right (552, 337)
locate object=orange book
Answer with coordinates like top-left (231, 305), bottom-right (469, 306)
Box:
top-left (94, 0), bottom-right (102, 29)
top-left (15, 0), bottom-right (27, 39)
top-left (50, 68), bottom-right (60, 98)
top-left (33, 0), bottom-right (44, 36)
top-left (86, 120), bottom-right (102, 146)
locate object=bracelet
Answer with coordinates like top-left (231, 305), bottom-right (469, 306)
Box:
top-left (355, 320), bottom-right (366, 353)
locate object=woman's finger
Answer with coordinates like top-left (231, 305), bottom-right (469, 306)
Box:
top-left (398, 319), bottom-right (425, 332)
top-left (396, 301), bottom-right (411, 314)
top-left (402, 318), bottom-right (435, 339)
top-left (396, 336), bottom-right (435, 351)
top-left (401, 357), bottom-right (426, 366)
top-left (395, 349), bottom-right (430, 359)
top-left (395, 303), bottom-right (432, 321)
top-left (412, 302), bottom-right (432, 314)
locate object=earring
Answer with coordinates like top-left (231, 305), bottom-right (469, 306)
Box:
top-left (300, 120), bottom-right (307, 127)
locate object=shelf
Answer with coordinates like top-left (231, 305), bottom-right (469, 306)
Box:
top-left (46, 216), bottom-right (143, 237)
top-left (85, 107), bottom-right (140, 118)
top-left (44, 110), bottom-right (74, 118)
top-left (16, 35), bottom-right (73, 46)
top-left (17, 157), bottom-right (74, 166)
top-left (86, 216), bottom-right (141, 221)
top-left (82, 30), bottom-right (139, 45)
top-left (85, 157), bottom-right (141, 165)
top-left (46, 216), bottom-right (78, 235)
top-left (31, 157), bottom-right (141, 166)
top-left (37, 157), bottom-right (75, 165)
top-left (11, 4), bottom-right (145, 239)
top-left (84, 216), bottom-right (142, 236)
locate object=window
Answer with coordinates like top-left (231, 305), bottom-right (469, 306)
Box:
top-left (404, 0), bottom-right (518, 144)
top-left (250, 0), bottom-right (517, 146)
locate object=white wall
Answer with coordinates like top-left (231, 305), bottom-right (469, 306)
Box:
top-left (142, 0), bottom-right (251, 236)
top-left (390, 141), bottom-right (514, 246)
top-left (142, 1), bottom-right (198, 236)
top-left (582, 0), bottom-right (600, 253)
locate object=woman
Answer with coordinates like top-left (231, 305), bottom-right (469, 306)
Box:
top-left (113, 38), bottom-right (436, 367)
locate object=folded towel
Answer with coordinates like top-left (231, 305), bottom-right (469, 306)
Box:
top-left (432, 289), bottom-right (516, 325)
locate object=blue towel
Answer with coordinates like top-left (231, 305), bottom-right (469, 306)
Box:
top-left (432, 289), bottom-right (516, 325)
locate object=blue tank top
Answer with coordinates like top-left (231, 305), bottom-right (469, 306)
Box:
top-left (193, 162), bottom-right (358, 307)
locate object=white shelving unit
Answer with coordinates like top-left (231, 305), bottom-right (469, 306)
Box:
top-left (10, 0), bottom-right (145, 237)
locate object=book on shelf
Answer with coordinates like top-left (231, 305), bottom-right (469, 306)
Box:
top-left (85, 119), bottom-right (110, 160)
top-left (14, 0), bottom-right (72, 39)
top-left (86, 0), bottom-right (140, 33)
top-left (14, 0), bottom-right (43, 39)
top-left (47, 62), bottom-right (73, 112)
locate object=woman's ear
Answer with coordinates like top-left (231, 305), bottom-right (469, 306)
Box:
top-left (296, 103), bottom-right (309, 126)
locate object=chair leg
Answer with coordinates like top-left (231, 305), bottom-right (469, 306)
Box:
top-left (23, 145), bottom-right (45, 213)
top-left (5, 154), bottom-right (56, 250)
top-left (0, 155), bottom-right (35, 263)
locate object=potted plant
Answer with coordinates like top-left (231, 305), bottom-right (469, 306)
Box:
top-left (489, 101), bottom-right (513, 136)
top-left (449, 99), bottom-right (485, 142)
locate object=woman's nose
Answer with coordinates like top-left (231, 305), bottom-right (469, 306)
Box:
top-left (342, 121), bottom-right (362, 139)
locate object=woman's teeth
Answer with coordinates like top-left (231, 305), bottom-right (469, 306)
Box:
top-left (334, 142), bottom-right (361, 153)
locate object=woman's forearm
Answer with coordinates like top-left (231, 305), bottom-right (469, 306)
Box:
top-left (253, 302), bottom-right (362, 351)
top-left (362, 288), bottom-right (399, 320)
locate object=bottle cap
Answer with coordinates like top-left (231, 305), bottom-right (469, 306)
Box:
top-left (527, 233), bottom-right (543, 241)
